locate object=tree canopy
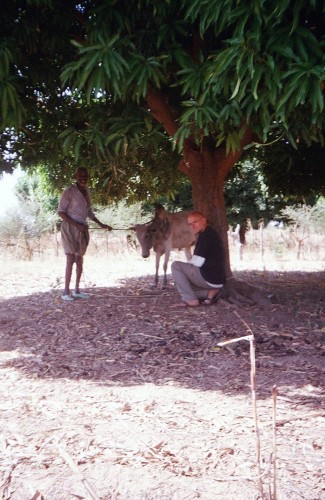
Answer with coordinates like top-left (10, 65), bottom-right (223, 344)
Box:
top-left (258, 139), bottom-right (325, 203)
top-left (1, 0), bottom-right (324, 281)
top-left (1, 1), bottom-right (324, 168)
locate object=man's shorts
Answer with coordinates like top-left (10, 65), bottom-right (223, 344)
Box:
top-left (60, 221), bottom-right (90, 256)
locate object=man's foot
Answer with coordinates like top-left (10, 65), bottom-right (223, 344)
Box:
top-left (170, 299), bottom-right (200, 308)
top-left (202, 290), bottom-right (221, 306)
top-left (62, 294), bottom-right (74, 302)
top-left (72, 291), bottom-right (90, 299)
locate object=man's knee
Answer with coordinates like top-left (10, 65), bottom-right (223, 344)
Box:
top-left (171, 260), bottom-right (181, 273)
top-left (66, 253), bottom-right (76, 265)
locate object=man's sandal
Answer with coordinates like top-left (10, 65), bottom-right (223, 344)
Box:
top-left (72, 292), bottom-right (90, 299)
top-left (62, 294), bottom-right (74, 302)
top-left (202, 291), bottom-right (221, 306)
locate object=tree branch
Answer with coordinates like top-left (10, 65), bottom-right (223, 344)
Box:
top-left (215, 127), bottom-right (255, 180)
top-left (146, 87), bottom-right (179, 137)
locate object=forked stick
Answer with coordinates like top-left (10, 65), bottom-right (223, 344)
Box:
top-left (218, 326), bottom-right (264, 497)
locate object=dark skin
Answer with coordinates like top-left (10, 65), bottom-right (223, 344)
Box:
top-left (58, 168), bottom-right (112, 296)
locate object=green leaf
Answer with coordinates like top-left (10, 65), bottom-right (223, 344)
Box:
top-left (230, 78), bottom-right (241, 99)
top-left (271, 45), bottom-right (299, 62)
top-left (251, 65), bottom-right (264, 100)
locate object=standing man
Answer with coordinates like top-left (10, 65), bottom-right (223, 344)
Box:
top-left (171, 211), bottom-right (226, 307)
top-left (57, 167), bottom-right (112, 301)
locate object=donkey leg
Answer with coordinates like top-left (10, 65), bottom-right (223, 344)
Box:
top-left (162, 252), bottom-right (170, 288)
top-left (152, 253), bottom-right (160, 287)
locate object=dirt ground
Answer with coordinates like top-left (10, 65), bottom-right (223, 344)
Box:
top-left (0, 249), bottom-right (324, 500)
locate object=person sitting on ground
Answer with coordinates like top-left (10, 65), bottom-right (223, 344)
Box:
top-left (57, 167), bottom-right (112, 302)
top-left (171, 211), bottom-right (226, 307)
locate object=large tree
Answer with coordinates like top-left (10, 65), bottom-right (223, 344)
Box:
top-left (1, 0), bottom-right (324, 298)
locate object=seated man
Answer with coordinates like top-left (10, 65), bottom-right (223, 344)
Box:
top-left (171, 211), bottom-right (226, 307)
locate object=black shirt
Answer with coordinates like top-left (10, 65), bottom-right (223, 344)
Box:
top-left (194, 226), bottom-right (226, 285)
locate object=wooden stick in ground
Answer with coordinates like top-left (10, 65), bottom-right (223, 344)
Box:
top-left (248, 334), bottom-right (264, 498)
top-left (272, 385), bottom-right (279, 500)
top-left (58, 445), bottom-right (100, 500)
top-left (218, 326), bottom-right (264, 498)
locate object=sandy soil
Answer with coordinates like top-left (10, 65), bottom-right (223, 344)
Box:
top-left (0, 248), bottom-right (324, 500)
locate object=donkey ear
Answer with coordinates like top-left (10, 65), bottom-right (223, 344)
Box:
top-left (154, 204), bottom-right (166, 218)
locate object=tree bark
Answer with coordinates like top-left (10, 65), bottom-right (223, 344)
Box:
top-left (179, 138), bottom-right (232, 275)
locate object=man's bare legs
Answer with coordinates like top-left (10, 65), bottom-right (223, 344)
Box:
top-left (64, 253), bottom-right (75, 296)
top-left (63, 253), bottom-right (87, 299)
top-left (74, 255), bottom-right (83, 294)
top-left (63, 254), bottom-right (84, 294)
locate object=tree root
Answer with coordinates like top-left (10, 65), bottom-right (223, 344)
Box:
top-left (224, 278), bottom-right (272, 311)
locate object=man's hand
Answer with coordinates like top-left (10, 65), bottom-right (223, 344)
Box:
top-left (75, 222), bottom-right (89, 232)
top-left (100, 223), bottom-right (113, 231)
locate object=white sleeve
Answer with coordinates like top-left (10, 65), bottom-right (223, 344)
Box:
top-left (187, 255), bottom-right (205, 267)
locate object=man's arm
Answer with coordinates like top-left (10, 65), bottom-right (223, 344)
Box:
top-left (187, 255), bottom-right (205, 267)
top-left (58, 211), bottom-right (88, 232)
top-left (90, 215), bottom-right (112, 231)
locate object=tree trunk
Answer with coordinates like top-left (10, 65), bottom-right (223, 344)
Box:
top-left (178, 136), bottom-right (256, 274)
top-left (178, 139), bottom-right (231, 275)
